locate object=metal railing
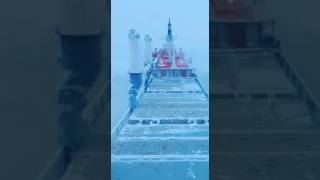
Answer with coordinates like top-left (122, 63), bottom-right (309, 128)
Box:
top-left (273, 50), bottom-right (320, 126)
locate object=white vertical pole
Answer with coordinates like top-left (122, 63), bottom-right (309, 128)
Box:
top-left (128, 29), bottom-right (143, 73)
top-left (144, 35), bottom-right (153, 65)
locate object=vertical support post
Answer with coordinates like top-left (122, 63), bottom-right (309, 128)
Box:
top-left (144, 35), bottom-right (153, 65)
top-left (128, 29), bottom-right (143, 110)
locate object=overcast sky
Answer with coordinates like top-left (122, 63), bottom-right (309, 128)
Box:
top-left (111, 0), bottom-right (209, 75)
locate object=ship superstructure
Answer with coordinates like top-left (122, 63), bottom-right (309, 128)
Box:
top-left (154, 20), bottom-right (191, 70)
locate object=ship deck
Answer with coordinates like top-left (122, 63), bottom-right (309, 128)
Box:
top-left (111, 77), bottom-right (209, 180)
top-left (56, 50), bottom-right (320, 180)
top-left (212, 50), bottom-right (320, 180)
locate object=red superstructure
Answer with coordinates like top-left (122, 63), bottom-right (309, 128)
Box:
top-left (175, 49), bottom-right (188, 68)
top-left (155, 20), bottom-right (190, 69)
top-left (211, 0), bottom-right (253, 21)
top-left (157, 48), bottom-right (172, 68)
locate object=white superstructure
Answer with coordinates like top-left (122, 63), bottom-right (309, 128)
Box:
top-left (128, 29), bottom-right (144, 73)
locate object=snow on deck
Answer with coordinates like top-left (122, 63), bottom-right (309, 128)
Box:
top-left (212, 50), bottom-right (320, 179)
top-left (112, 77), bottom-right (209, 180)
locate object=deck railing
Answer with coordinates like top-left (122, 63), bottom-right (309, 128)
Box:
top-left (273, 50), bottom-right (320, 126)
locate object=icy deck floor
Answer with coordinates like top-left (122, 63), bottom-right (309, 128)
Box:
top-left (211, 50), bottom-right (320, 180)
top-left (112, 77), bottom-right (209, 180)
top-left (211, 52), bottom-right (296, 94)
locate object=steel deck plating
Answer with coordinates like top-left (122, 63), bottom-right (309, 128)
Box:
top-left (111, 76), bottom-right (209, 180)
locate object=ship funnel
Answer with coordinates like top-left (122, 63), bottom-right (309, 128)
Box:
top-left (144, 35), bottom-right (153, 64)
top-left (128, 29), bottom-right (143, 73)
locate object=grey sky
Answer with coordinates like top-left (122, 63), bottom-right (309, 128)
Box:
top-left (111, 0), bottom-right (209, 75)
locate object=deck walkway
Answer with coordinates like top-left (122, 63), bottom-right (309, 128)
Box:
top-left (212, 50), bottom-right (320, 180)
top-left (112, 77), bottom-right (209, 180)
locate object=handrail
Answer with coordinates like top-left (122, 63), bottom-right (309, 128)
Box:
top-left (111, 108), bottom-right (131, 144)
top-left (196, 78), bottom-right (209, 100)
top-left (111, 64), bottom-right (150, 144)
top-left (271, 50), bottom-right (320, 123)
top-left (82, 63), bottom-right (108, 126)
top-left (35, 146), bottom-right (67, 180)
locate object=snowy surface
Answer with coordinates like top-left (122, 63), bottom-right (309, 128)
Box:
top-left (111, 73), bottom-right (208, 128)
top-left (112, 76), bottom-right (209, 180)
top-left (111, 1), bottom-right (208, 179)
